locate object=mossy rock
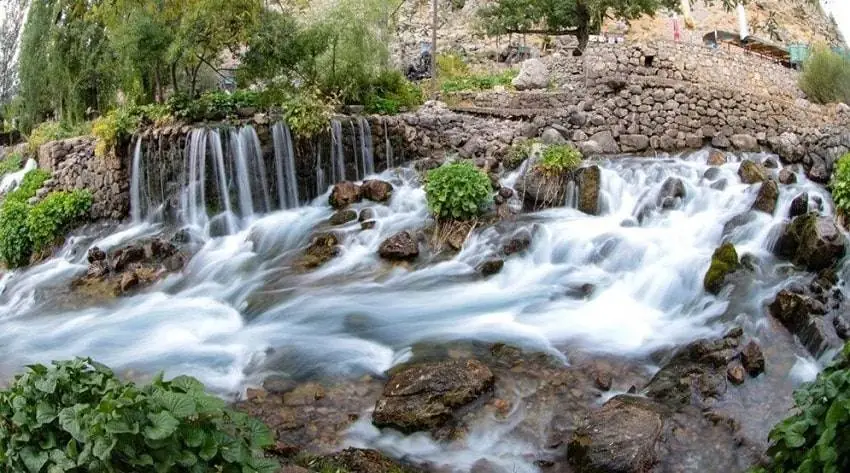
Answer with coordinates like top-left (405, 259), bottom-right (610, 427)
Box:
top-left (703, 243), bottom-right (739, 295)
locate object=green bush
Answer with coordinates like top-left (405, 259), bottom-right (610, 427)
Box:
top-left (440, 69), bottom-right (517, 94)
top-left (799, 46), bottom-right (850, 105)
top-left (166, 90), bottom-right (262, 122)
top-left (537, 144), bottom-right (582, 175)
top-left (364, 70), bottom-right (424, 114)
top-left (425, 161), bottom-right (493, 220)
top-left (505, 139), bottom-right (537, 170)
top-left (0, 152), bottom-right (23, 178)
top-left (277, 87), bottom-right (334, 138)
top-left (0, 358), bottom-right (278, 473)
top-left (92, 109), bottom-right (143, 157)
top-left (753, 342), bottom-right (850, 473)
top-left (830, 152), bottom-right (850, 213)
top-left (0, 200), bottom-right (34, 268)
top-left (27, 190), bottom-right (93, 254)
top-left (436, 53), bottom-right (470, 79)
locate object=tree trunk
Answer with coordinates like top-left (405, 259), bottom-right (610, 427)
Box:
top-left (171, 62), bottom-right (179, 96)
top-left (573, 2), bottom-right (590, 56)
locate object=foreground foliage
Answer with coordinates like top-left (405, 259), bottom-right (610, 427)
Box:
top-left (829, 153), bottom-right (850, 214)
top-left (0, 358), bottom-right (278, 473)
top-left (754, 342), bottom-right (850, 472)
top-left (799, 46), bottom-right (850, 105)
top-left (425, 162), bottom-right (493, 220)
top-left (0, 152), bottom-right (22, 178)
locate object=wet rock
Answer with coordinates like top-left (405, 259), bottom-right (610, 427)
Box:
top-left (737, 160), bottom-right (768, 184)
top-left (589, 130), bottom-right (620, 154)
top-left (329, 182), bottom-right (362, 209)
top-left (361, 179), bottom-right (393, 203)
top-left (703, 243), bottom-right (739, 295)
top-left (834, 316), bottom-right (850, 340)
top-left (111, 244), bottom-right (146, 272)
top-left (750, 180), bottom-right (779, 215)
top-left (568, 395), bottom-right (663, 473)
top-left (372, 359), bottom-right (494, 434)
top-left (503, 230), bottom-right (532, 255)
top-left (789, 193), bottom-right (809, 219)
top-left (498, 187), bottom-right (514, 199)
top-left (769, 289), bottom-right (836, 356)
top-left (378, 231), bottom-right (419, 261)
top-left (710, 178), bottom-right (728, 191)
top-left (778, 168), bottom-right (797, 185)
top-left (762, 158), bottom-right (778, 169)
top-left (722, 211), bottom-right (756, 237)
top-left (707, 149), bottom-right (727, 166)
top-left (774, 213), bottom-right (846, 271)
top-left (619, 134), bottom-right (650, 152)
top-left (575, 165), bottom-right (601, 215)
top-left (656, 177), bottom-right (686, 209)
top-left (740, 341), bottom-right (765, 377)
top-left (593, 370), bottom-right (613, 391)
top-left (329, 209), bottom-right (358, 226)
top-left (726, 362), bottom-right (746, 385)
top-left (143, 238), bottom-right (177, 260)
top-left (300, 232), bottom-right (340, 268)
top-left (171, 228), bottom-right (191, 244)
top-left (512, 58), bottom-right (549, 91)
top-left (86, 261), bottom-right (109, 279)
top-left (515, 167), bottom-right (570, 210)
top-left (478, 259), bottom-right (505, 276)
top-left (119, 271), bottom-right (139, 293)
top-left (87, 247), bottom-right (106, 263)
top-left (359, 208), bottom-right (375, 222)
top-left (703, 167), bottom-right (721, 180)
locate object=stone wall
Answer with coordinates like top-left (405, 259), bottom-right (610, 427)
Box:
top-left (37, 137), bottom-right (129, 220)
top-left (546, 41), bottom-right (806, 101)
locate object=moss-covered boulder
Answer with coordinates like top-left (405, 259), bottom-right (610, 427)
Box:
top-left (738, 159), bottom-right (768, 184)
top-left (774, 213), bottom-right (847, 271)
top-left (703, 243), bottom-right (740, 294)
top-left (750, 179), bottom-right (779, 214)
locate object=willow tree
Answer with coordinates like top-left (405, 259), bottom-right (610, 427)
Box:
top-left (0, 0), bottom-right (28, 107)
top-left (478, 0), bottom-right (748, 53)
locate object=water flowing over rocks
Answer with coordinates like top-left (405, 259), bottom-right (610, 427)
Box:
top-left (300, 232), bottom-right (340, 268)
top-left (751, 179), bottom-right (779, 214)
top-left (372, 359), bottom-right (494, 435)
top-left (575, 165), bottom-right (601, 215)
top-left (738, 160), bottom-right (769, 184)
top-left (329, 182), bottom-right (363, 209)
top-left (360, 179), bottom-right (393, 203)
top-left (378, 231), bottom-right (420, 260)
top-left (75, 238), bottom-right (185, 296)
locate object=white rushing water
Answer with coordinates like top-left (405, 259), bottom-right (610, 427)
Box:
top-left (0, 149), bottom-right (841, 471)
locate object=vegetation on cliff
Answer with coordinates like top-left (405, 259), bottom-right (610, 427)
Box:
top-left (829, 153), bottom-right (850, 214)
top-left (537, 144), bottom-right (582, 175)
top-left (799, 46), bottom-right (850, 105)
top-left (0, 358), bottom-right (278, 473)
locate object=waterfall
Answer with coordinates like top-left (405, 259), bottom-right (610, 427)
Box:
top-left (230, 129), bottom-right (256, 221)
top-left (184, 129), bottom-right (209, 230)
top-left (245, 126), bottom-right (272, 214)
top-left (331, 119), bottom-right (346, 182)
top-left (207, 130), bottom-right (236, 235)
top-left (349, 120), bottom-right (360, 180)
top-left (357, 117), bottom-right (374, 177)
top-left (315, 146), bottom-right (326, 196)
top-left (130, 137), bottom-right (143, 222)
top-left (383, 119), bottom-right (393, 170)
top-left (271, 122), bottom-right (300, 209)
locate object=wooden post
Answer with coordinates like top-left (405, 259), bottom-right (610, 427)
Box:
top-left (431, 0), bottom-right (438, 80)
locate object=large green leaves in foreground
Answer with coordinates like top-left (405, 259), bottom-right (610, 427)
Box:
top-left (0, 358), bottom-right (278, 472)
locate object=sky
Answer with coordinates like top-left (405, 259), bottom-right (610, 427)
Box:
top-left (822, 0), bottom-right (850, 45)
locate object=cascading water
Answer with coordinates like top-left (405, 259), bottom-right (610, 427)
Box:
top-left (358, 117), bottom-right (375, 177)
top-left (383, 119), bottom-right (393, 170)
top-left (271, 122), bottom-right (300, 209)
top-left (130, 138), bottom-right (144, 223)
top-left (330, 119), bottom-right (346, 182)
top-left (0, 146), bottom-right (839, 471)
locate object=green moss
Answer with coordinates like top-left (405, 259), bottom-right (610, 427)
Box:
top-left (536, 144), bottom-right (582, 176)
top-left (703, 242), bottom-right (739, 295)
top-left (505, 139), bottom-right (537, 171)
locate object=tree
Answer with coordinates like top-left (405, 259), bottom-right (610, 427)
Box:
top-left (478, 0), bottom-right (747, 53)
top-left (0, 0), bottom-right (28, 107)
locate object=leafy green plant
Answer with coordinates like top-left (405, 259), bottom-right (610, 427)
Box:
top-left (753, 342), bottom-right (850, 473)
top-left (5, 169), bottom-right (50, 204)
top-left (537, 144), bottom-right (582, 175)
top-left (505, 139), bottom-right (537, 170)
top-left (364, 70), bottom-right (423, 114)
top-left (278, 87), bottom-right (335, 138)
top-left (0, 152), bottom-right (23, 178)
top-left (92, 109), bottom-right (142, 157)
top-left (436, 53), bottom-right (470, 79)
top-left (0, 358), bottom-right (279, 473)
top-left (27, 190), bottom-right (93, 254)
top-left (0, 200), bottom-right (33, 268)
top-left (830, 152), bottom-right (850, 214)
top-left (425, 161), bottom-right (493, 220)
top-left (799, 46), bottom-right (850, 105)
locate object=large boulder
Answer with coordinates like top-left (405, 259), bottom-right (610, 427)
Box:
top-left (730, 134), bottom-right (759, 152)
top-left (361, 180), bottom-right (393, 203)
top-left (541, 127), bottom-right (567, 145)
top-left (737, 160), bottom-right (768, 184)
top-left (589, 130), bottom-right (620, 154)
top-left (774, 213), bottom-right (846, 271)
top-left (329, 182), bottom-right (362, 209)
top-left (619, 134), bottom-right (650, 152)
top-left (511, 58), bottom-right (549, 90)
top-left (789, 193), bottom-right (809, 219)
top-left (767, 132), bottom-right (804, 163)
top-left (778, 168), bottom-right (797, 185)
top-left (378, 231), bottom-right (419, 261)
top-left (300, 232), bottom-right (340, 268)
top-left (769, 289), bottom-right (835, 356)
top-left (750, 179), bottom-right (779, 214)
top-left (372, 359), bottom-right (494, 434)
top-left (568, 395), bottom-right (664, 473)
top-left (111, 244), bottom-right (146, 272)
top-left (515, 167), bottom-right (570, 210)
top-left (707, 149), bottom-right (727, 166)
top-left (575, 165), bottom-right (601, 215)
top-left (703, 243), bottom-right (740, 295)
top-left (329, 209), bottom-right (358, 226)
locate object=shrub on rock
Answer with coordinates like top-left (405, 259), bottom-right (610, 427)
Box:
top-left (0, 358), bottom-right (278, 473)
top-left (425, 161), bottom-right (492, 220)
top-left (829, 152), bottom-right (850, 214)
top-left (703, 242), bottom-right (739, 294)
top-left (774, 213), bottom-right (846, 271)
top-left (537, 144), bottom-right (582, 175)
